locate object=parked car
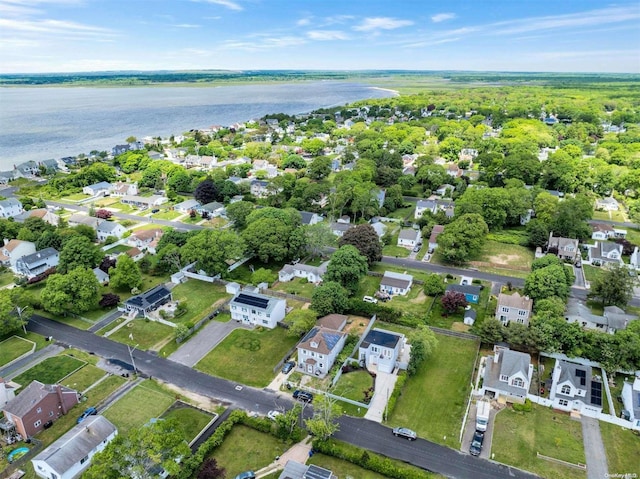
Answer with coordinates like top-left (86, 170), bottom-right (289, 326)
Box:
top-left (77, 407), bottom-right (97, 423)
top-left (363, 295), bottom-right (378, 304)
top-left (267, 410), bottom-right (282, 421)
top-left (392, 427), bottom-right (417, 440)
top-left (293, 390), bottom-right (314, 403)
top-left (281, 360), bottom-right (295, 374)
top-left (413, 245), bottom-right (421, 252)
top-left (151, 208), bottom-right (160, 213)
top-left (234, 472), bottom-right (256, 479)
top-left (469, 430), bottom-right (484, 456)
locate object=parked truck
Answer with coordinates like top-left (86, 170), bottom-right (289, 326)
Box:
top-left (476, 400), bottom-right (491, 432)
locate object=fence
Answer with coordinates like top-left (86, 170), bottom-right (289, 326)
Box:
top-left (261, 288), bottom-right (312, 303)
top-left (536, 452), bottom-right (586, 471)
top-left (429, 325), bottom-right (479, 340)
top-left (332, 315), bottom-right (378, 387)
top-left (302, 385), bottom-right (370, 410)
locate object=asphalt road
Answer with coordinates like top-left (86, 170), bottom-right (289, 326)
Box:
top-left (28, 314), bottom-right (540, 479)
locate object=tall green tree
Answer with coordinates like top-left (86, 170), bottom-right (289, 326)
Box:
top-left (284, 309), bottom-right (318, 337)
top-left (588, 264), bottom-right (634, 307)
top-left (57, 235), bottom-right (102, 274)
top-left (524, 264), bottom-right (570, 301)
top-left (109, 255), bottom-right (143, 291)
top-left (181, 229), bottom-right (245, 277)
top-left (407, 325), bottom-right (438, 376)
top-left (305, 394), bottom-right (341, 441)
top-left (437, 214), bottom-right (488, 264)
top-left (41, 267), bottom-right (100, 315)
top-left (337, 224), bottom-right (382, 265)
top-left (324, 245), bottom-right (368, 294)
top-left (225, 201), bottom-right (254, 229)
top-left (311, 281), bottom-right (349, 316)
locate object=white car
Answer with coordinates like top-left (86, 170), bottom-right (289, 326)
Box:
top-left (363, 295), bottom-right (378, 304)
top-left (267, 410), bottom-right (282, 421)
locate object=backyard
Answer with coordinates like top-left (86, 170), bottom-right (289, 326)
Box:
top-left (333, 369), bottom-right (375, 404)
top-left (0, 336), bottom-right (35, 367)
top-left (492, 405), bottom-right (586, 479)
top-left (272, 277), bottom-right (316, 298)
top-left (12, 355), bottom-right (86, 389)
top-left (387, 334), bottom-right (478, 448)
top-left (169, 280), bottom-right (231, 324)
top-left (195, 327), bottom-right (298, 387)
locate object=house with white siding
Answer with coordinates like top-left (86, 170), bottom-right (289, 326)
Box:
top-left (0, 198), bottom-right (24, 219)
top-left (229, 291), bottom-right (286, 329)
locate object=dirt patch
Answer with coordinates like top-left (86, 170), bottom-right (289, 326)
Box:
top-left (486, 254), bottom-right (520, 265)
top-left (451, 322), bottom-right (471, 333)
top-left (301, 303), bottom-right (310, 310)
top-left (344, 316), bottom-right (370, 335)
top-left (410, 290), bottom-right (427, 304)
top-left (160, 381), bottom-right (226, 412)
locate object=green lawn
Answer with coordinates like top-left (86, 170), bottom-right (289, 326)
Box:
top-left (161, 404), bottom-right (214, 442)
top-left (308, 454), bottom-right (390, 479)
top-left (207, 425), bottom-right (289, 478)
top-left (387, 334), bottom-right (478, 448)
top-left (103, 381), bottom-right (176, 435)
top-left (60, 364), bottom-right (106, 393)
top-left (13, 355), bottom-right (86, 389)
top-left (382, 244), bottom-right (411, 258)
top-left (272, 277), bottom-right (317, 298)
top-left (152, 209), bottom-right (182, 220)
top-left (0, 269), bottom-right (15, 287)
top-left (196, 327), bottom-right (298, 387)
top-left (334, 369), bottom-right (375, 404)
top-left (170, 280), bottom-right (231, 324)
top-left (600, 421), bottom-right (640, 477)
top-left (608, 374), bottom-right (628, 417)
top-left (0, 336), bottom-right (34, 367)
top-left (62, 193), bottom-right (91, 201)
top-left (387, 205), bottom-right (414, 219)
top-left (108, 318), bottom-right (175, 351)
top-left (476, 240), bottom-right (534, 272)
top-left (492, 405), bottom-right (586, 479)
top-left (386, 287), bottom-right (435, 317)
top-left (356, 275), bottom-right (382, 298)
top-left (104, 244), bottom-right (133, 254)
top-left (583, 264), bottom-right (603, 283)
top-left (429, 281), bottom-right (491, 330)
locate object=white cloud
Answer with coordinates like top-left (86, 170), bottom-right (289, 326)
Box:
top-left (220, 35), bottom-right (306, 51)
top-left (198, 0), bottom-right (242, 12)
top-left (307, 30), bottom-right (348, 41)
top-left (0, 18), bottom-right (116, 37)
top-left (322, 14), bottom-right (354, 26)
top-left (173, 23), bottom-right (201, 28)
top-left (431, 13), bottom-right (456, 23)
top-left (353, 17), bottom-right (413, 32)
top-left (296, 17), bottom-right (311, 26)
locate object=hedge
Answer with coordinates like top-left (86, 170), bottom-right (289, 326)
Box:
top-left (385, 370), bottom-right (407, 418)
top-left (346, 299), bottom-right (421, 327)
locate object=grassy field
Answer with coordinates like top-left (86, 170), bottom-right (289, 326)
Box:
top-left (161, 404), bottom-right (214, 442)
top-left (152, 209), bottom-right (182, 220)
top-left (61, 193), bottom-right (91, 201)
top-left (492, 405), bottom-right (586, 479)
top-left (387, 334), bottom-right (478, 448)
top-left (600, 421), bottom-right (640, 476)
top-left (103, 381), bottom-right (175, 435)
top-left (386, 287), bottom-right (435, 317)
top-left (0, 336), bottom-right (34, 367)
top-left (108, 318), bottom-right (175, 351)
top-left (0, 269), bottom-right (15, 287)
top-left (382, 243), bottom-right (411, 258)
top-left (272, 277), bottom-right (316, 298)
top-left (428, 281), bottom-right (491, 330)
top-left (169, 280), bottom-right (230, 324)
top-left (334, 369), bottom-right (374, 404)
top-left (476, 240), bottom-right (534, 271)
top-left (60, 364), bottom-right (106, 393)
top-left (582, 264), bottom-right (603, 283)
top-left (13, 355), bottom-right (86, 388)
top-left (196, 327), bottom-right (298, 387)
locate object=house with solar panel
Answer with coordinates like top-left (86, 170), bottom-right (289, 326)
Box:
top-left (358, 328), bottom-right (406, 374)
top-left (229, 290), bottom-right (286, 329)
top-left (122, 285), bottom-right (173, 318)
top-left (297, 314), bottom-right (348, 377)
top-left (621, 376), bottom-right (640, 428)
top-left (549, 359), bottom-right (603, 417)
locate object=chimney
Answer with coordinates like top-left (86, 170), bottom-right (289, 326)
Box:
top-left (56, 385), bottom-right (69, 415)
top-left (3, 238), bottom-right (8, 246)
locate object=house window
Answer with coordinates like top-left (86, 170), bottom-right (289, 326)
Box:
top-left (512, 377), bottom-right (524, 388)
top-left (49, 411), bottom-right (54, 417)
top-left (501, 307), bottom-right (509, 313)
top-left (517, 318), bottom-right (525, 324)
top-left (500, 374), bottom-right (509, 382)
top-left (518, 310), bottom-right (527, 316)
top-left (561, 385), bottom-right (571, 395)
top-left (34, 420), bottom-right (42, 427)
top-left (559, 399), bottom-right (569, 406)
top-left (262, 320), bottom-right (268, 325)
top-left (80, 455), bottom-right (89, 464)
top-left (319, 364), bottom-right (323, 368)
top-left (36, 407), bottom-right (42, 413)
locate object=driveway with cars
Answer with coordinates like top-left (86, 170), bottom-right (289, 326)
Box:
top-left (461, 400), bottom-right (497, 460)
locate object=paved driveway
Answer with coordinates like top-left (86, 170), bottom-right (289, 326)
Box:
top-left (168, 319), bottom-right (249, 367)
top-left (581, 416), bottom-right (608, 479)
top-left (364, 370), bottom-right (398, 422)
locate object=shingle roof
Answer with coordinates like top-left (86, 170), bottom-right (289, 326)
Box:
top-left (446, 284), bottom-right (481, 296)
top-left (361, 329), bottom-right (401, 350)
top-left (3, 381), bottom-right (76, 418)
top-left (317, 314), bottom-right (348, 331)
top-left (380, 271), bottom-right (413, 290)
top-left (398, 228), bottom-right (419, 241)
top-left (298, 327), bottom-right (346, 355)
top-left (125, 285), bottom-right (171, 310)
top-left (497, 292), bottom-right (533, 311)
top-left (17, 247), bottom-right (58, 266)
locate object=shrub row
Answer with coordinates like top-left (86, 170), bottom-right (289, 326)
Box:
top-left (385, 370), bottom-right (407, 418)
top-left (346, 299), bottom-right (422, 327)
top-left (512, 398), bottom-right (533, 413)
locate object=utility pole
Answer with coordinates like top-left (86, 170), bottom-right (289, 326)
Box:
top-left (127, 343), bottom-right (139, 375)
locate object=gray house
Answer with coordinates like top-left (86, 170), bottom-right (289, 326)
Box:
top-left (481, 345), bottom-right (533, 403)
top-left (495, 292), bottom-right (533, 326)
top-left (97, 221), bottom-right (126, 241)
top-left (122, 285), bottom-right (172, 317)
top-left (15, 248), bottom-right (59, 279)
top-left (297, 326), bottom-right (347, 378)
top-left (358, 328), bottom-right (405, 374)
top-left (550, 360), bottom-right (603, 416)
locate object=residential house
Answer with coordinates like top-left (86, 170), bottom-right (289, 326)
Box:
top-left (330, 222), bottom-right (352, 237)
top-left (122, 285), bottom-right (172, 318)
top-left (397, 228), bottom-right (420, 249)
top-left (0, 239), bottom-right (36, 271)
top-left (16, 161), bottom-right (40, 178)
top-left (358, 328), bottom-right (405, 374)
top-left (110, 182), bottom-right (138, 197)
top-left (631, 247), bottom-right (640, 270)
top-left (520, 209), bottom-right (534, 226)
top-left (379, 271), bottom-right (413, 296)
top-left (428, 225), bottom-right (444, 252)
top-left (128, 228), bottom-right (163, 254)
top-left (446, 163), bottom-right (463, 178)
top-left (14, 208), bottom-right (60, 226)
top-left (201, 202), bottom-right (225, 217)
top-left (595, 197), bottom-right (619, 211)
top-left (459, 148), bottom-right (478, 163)
top-left (112, 144), bottom-right (131, 156)
top-left (415, 199), bottom-right (437, 219)
top-left (67, 213), bottom-right (101, 229)
top-left (495, 292), bottom-right (533, 326)
top-left (31, 415), bottom-right (117, 479)
top-left (92, 267), bottom-right (109, 285)
top-left (82, 181), bottom-right (112, 197)
top-left (125, 247), bottom-right (144, 262)
top-left (435, 184), bottom-right (455, 196)
top-left (15, 248), bottom-right (59, 279)
top-left (370, 220), bottom-right (387, 238)
top-left (0, 198), bottom-right (24, 219)
top-left (587, 241), bottom-right (623, 267)
top-left (97, 221), bottom-right (126, 242)
top-left (299, 211), bottom-right (322, 226)
top-left (1, 381), bottom-right (79, 439)
top-left (590, 223), bottom-right (627, 240)
top-left (0, 171), bottom-right (19, 185)
top-left (446, 284), bottom-right (481, 304)
top-left (374, 189), bottom-right (386, 208)
top-left (250, 179), bottom-right (270, 198)
top-left (40, 159), bottom-right (60, 174)
top-left (120, 195), bottom-right (167, 209)
top-left (547, 233), bottom-right (579, 262)
top-left (278, 261), bottom-right (328, 284)
top-left (0, 377), bottom-right (16, 408)
top-left (565, 298), bottom-right (637, 334)
top-left (549, 360), bottom-right (603, 416)
top-left (621, 377), bottom-right (640, 428)
top-left (297, 325), bottom-right (347, 377)
top-left (229, 290), bottom-right (286, 329)
top-left (481, 346), bottom-right (533, 403)
top-left (278, 460), bottom-right (335, 479)
top-left (173, 199), bottom-right (201, 213)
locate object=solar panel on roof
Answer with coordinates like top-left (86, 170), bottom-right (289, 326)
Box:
top-left (235, 293), bottom-right (269, 309)
top-left (575, 369), bottom-right (586, 386)
top-left (590, 381), bottom-right (602, 406)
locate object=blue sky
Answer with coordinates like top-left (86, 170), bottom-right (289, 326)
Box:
top-left (0, 0), bottom-right (639, 73)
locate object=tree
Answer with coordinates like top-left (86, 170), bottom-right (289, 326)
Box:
top-left (242, 209), bottom-right (304, 263)
top-left (83, 417), bottom-right (191, 479)
top-left (407, 325), bottom-right (438, 376)
top-left (524, 265), bottom-right (570, 301)
top-left (422, 274), bottom-right (445, 296)
top-left (438, 214), bottom-right (488, 264)
top-left (225, 201), bottom-right (254, 229)
top-left (73, 223), bottom-right (98, 242)
top-left (311, 281), bottom-right (349, 316)
top-left (337, 224), bottom-right (382, 265)
top-left (156, 244), bottom-right (183, 274)
top-left (588, 264), bottom-right (634, 307)
top-left (274, 403), bottom-right (304, 440)
top-left (284, 309), bottom-right (318, 337)
top-left (281, 154), bottom-right (306, 170)
top-left (194, 179), bottom-right (218, 204)
top-left (477, 319), bottom-right (505, 344)
top-left (307, 157), bottom-right (331, 180)
top-left (305, 394), bottom-right (341, 440)
top-left (304, 222), bottom-right (334, 258)
top-left (526, 219), bottom-right (549, 248)
top-left (58, 235), bottom-right (102, 274)
top-left (95, 209), bottom-right (113, 219)
top-left (440, 290), bottom-right (468, 313)
top-left (109, 255), bottom-right (143, 291)
top-left (0, 290), bottom-right (25, 336)
top-left (251, 267), bottom-right (276, 286)
top-left (41, 268), bottom-right (100, 315)
top-left (181, 229), bottom-right (245, 277)
top-left (324, 245), bottom-right (368, 294)
top-left (99, 293), bottom-right (120, 308)
top-left (197, 458), bottom-right (226, 479)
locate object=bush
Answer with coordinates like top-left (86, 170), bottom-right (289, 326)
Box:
top-left (386, 370), bottom-right (407, 417)
top-left (512, 398), bottom-right (532, 413)
top-left (27, 267), bottom-right (56, 284)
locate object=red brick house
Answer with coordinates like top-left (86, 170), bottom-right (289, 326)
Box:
top-left (2, 380), bottom-right (79, 439)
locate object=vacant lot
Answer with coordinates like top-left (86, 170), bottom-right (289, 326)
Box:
top-left (13, 355), bottom-right (85, 388)
top-left (492, 405), bottom-right (586, 479)
top-left (108, 318), bottom-right (175, 351)
top-left (170, 280), bottom-right (230, 324)
top-left (272, 277), bottom-right (316, 298)
top-left (161, 403), bottom-right (213, 442)
top-left (0, 336), bottom-right (34, 367)
top-left (196, 327), bottom-right (298, 387)
top-left (600, 421), bottom-right (640, 477)
top-left (152, 209), bottom-right (182, 220)
top-left (387, 334), bottom-right (478, 448)
top-left (477, 240), bottom-right (534, 271)
top-left (61, 364), bottom-right (106, 393)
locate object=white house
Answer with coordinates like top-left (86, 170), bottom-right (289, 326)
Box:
top-left (414, 199), bottom-right (437, 219)
top-left (0, 198), bottom-right (24, 219)
top-left (67, 213), bottom-right (101, 229)
top-left (631, 247), bottom-right (640, 270)
top-left (0, 239), bottom-right (36, 272)
top-left (120, 195), bottom-right (167, 208)
top-left (14, 208), bottom-right (60, 226)
top-left (229, 290), bottom-right (286, 329)
top-left (495, 292), bottom-right (533, 326)
top-left (481, 346), bottom-right (533, 403)
top-left (173, 199), bottom-right (201, 213)
top-left (549, 359), bottom-right (603, 417)
top-left (0, 377), bottom-right (16, 408)
top-left (15, 248), bottom-right (59, 279)
top-left (92, 267), bottom-right (109, 285)
top-left (128, 228), bottom-right (163, 253)
top-left (299, 211), bottom-right (323, 226)
top-left (547, 234), bottom-right (579, 262)
top-left (82, 181), bottom-right (112, 197)
top-left (397, 228), bottom-right (420, 249)
top-left (31, 415), bottom-right (117, 479)
top-left (587, 241), bottom-right (623, 267)
top-left (621, 376), bottom-right (640, 428)
top-left (565, 298), bottom-right (637, 334)
top-left (297, 326), bottom-right (347, 378)
top-left (428, 225), bottom-right (444, 252)
top-left (358, 328), bottom-right (405, 374)
top-left (595, 197), bottom-right (619, 211)
top-left (97, 221), bottom-right (127, 242)
top-left (110, 182), bottom-right (138, 197)
top-left (278, 261), bottom-right (328, 284)
top-left (591, 223), bottom-right (627, 241)
top-left (379, 271), bottom-right (413, 296)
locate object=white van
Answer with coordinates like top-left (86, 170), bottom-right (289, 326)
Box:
top-left (363, 296), bottom-right (378, 304)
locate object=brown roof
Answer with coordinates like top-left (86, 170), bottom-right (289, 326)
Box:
top-left (298, 327), bottom-right (346, 355)
top-left (429, 225), bottom-right (444, 243)
top-left (497, 292), bottom-right (533, 311)
top-left (131, 228), bottom-right (163, 242)
top-left (4, 239), bottom-right (28, 252)
top-left (592, 223), bottom-right (613, 232)
top-left (28, 209), bottom-right (48, 219)
top-left (126, 247), bottom-right (142, 257)
top-left (318, 314), bottom-right (348, 331)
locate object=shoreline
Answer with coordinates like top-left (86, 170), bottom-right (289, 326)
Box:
top-left (369, 86), bottom-right (400, 96)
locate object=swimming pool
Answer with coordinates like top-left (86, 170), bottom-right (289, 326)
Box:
top-left (7, 446), bottom-right (29, 462)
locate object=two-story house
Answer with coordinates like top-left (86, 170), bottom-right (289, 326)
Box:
top-left (397, 228), bottom-right (421, 249)
top-left (2, 380), bottom-right (79, 439)
top-left (15, 248), bottom-right (59, 279)
top-left (358, 328), bottom-right (405, 374)
top-left (31, 415), bottom-right (117, 479)
top-left (621, 376), bottom-right (640, 429)
top-left (82, 181), bottom-right (112, 197)
top-left (128, 228), bottom-right (164, 254)
top-left (379, 271), bottom-right (413, 296)
top-left (297, 321), bottom-right (347, 378)
top-left (550, 359), bottom-right (603, 416)
top-left (0, 198), bottom-right (24, 219)
top-left (588, 241), bottom-right (623, 267)
top-left (481, 346), bottom-right (533, 403)
top-left (547, 233), bottom-right (579, 262)
top-left (250, 179), bottom-right (270, 198)
top-left (278, 261), bottom-right (329, 284)
top-left (414, 199), bottom-right (438, 219)
top-left (14, 208), bottom-right (60, 226)
top-left (495, 292), bottom-right (533, 326)
top-left (16, 161), bottom-right (40, 178)
top-left (110, 182), bottom-right (138, 197)
top-left (565, 298), bottom-right (638, 334)
top-left (96, 221), bottom-right (127, 242)
top-left (229, 291), bottom-right (286, 329)
top-left (0, 239), bottom-right (37, 272)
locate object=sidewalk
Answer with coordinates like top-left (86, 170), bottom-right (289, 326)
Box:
top-left (256, 437), bottom-right (313, 478)
top-left (0, 343), bottom-right (64, 380)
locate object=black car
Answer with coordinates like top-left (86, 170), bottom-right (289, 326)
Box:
top-left (282, 361), bottom-right (295, 374)
top-left (293, 390), bottom-right (313, 402)
top-left (469, 430), bottom-right (484, 456)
